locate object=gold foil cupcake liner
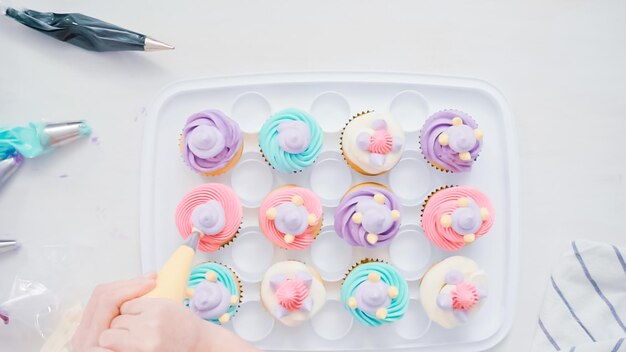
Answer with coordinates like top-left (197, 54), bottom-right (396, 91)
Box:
top-left (419, 185), bottom-right (455, 220)
top-left (417, 132), bottom-right (452, 174)
top-left (222, 262), bottom-right (244, 312)
top-left (216, 222), bottom-right (243, 250)
top-left (342, 258), bottom-right (387, 284)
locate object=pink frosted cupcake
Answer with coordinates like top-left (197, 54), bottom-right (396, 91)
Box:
top-left (259, 186), bottom-right (323, 250)
top-left (421, 186), bottom-right (494, 251)
top-left (175, 183), bottom-right (243, 252)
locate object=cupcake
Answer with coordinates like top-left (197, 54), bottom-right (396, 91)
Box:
top-left (259, 108), bottom-right (323, 173)
top-left (420, 256), bottom-right (487, 328)
top-left (260, 260), bottom-right (326, 326)
top-left (419, 109), bottom-right (483, 172)
top-left (186, 262), bottom-right (242, 324)
top-left (180, 109), bottom-right (243, 176)
top-left (334, 182), bottom-right (401, 248)
top-left (421, 186), bottom-right (494, 251)
top-left (175, 183), bottom-right (243, 252)
top-left (341, 111), bottom-right (405, 175)
top-left (259, 186), bottom-right (323, 250)
top-left (341, 260), bottom-right (409, 326)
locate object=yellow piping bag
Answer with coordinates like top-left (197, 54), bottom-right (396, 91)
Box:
top-left (143, 232), bottom-right (200, 301)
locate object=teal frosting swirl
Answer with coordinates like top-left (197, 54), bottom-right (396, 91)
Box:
top-left (259, 108), bottom-right (323, 173)
top-left (186, 262), bottom-right (239, 324)
top-left (341, 262), bottom-right (409, 327)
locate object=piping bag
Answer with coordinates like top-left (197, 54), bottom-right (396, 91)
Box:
top-left (0, 120), bottom-right (91, 187)
top-left (142, 194), bottom-right (217, 300)
top-left (0, 2), bottom-right (173, 52)
top-left (142, 232), bottom-right (200, 301)
top-left (0, 153), bottom-right (23, 188)
top-left (0, 120), bottom-right (91, 160)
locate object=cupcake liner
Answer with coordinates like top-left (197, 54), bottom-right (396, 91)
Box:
top-left (339, 110), bottom-right (377, 176)
top-left (224, 263), bottom-right (244, 312)
top-left (342, 258), bottom-right (385, 283)
top-left (217, 222), bottom-right (243, 250)
top-left (419, 185), bottom-right (455, 219)
top-left (201, 143), bottom-right (244, 176)
top-left (417, 131), bottom-right (452, 173)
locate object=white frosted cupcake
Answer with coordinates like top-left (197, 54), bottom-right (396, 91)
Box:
top-left (260, 261), bottom-right (326, 326)
top-left (420, 256), bottom-right (487, 328)
top-left (341, 111), bottom-right (405, 175)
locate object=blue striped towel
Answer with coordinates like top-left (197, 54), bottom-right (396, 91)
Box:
top-left (532, 240), bottom-right (626, 352)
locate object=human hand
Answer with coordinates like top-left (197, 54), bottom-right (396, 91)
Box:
top-left (71, 275), bottom-right (156, 352)
top-left (97, 298), bottom-right (259, 352)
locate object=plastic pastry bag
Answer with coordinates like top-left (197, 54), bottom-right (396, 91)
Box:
top-left (0, 277), bottom-right (60, 345)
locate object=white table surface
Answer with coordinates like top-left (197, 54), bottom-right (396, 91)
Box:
top-left (1, 0), bottom-right (625, 351)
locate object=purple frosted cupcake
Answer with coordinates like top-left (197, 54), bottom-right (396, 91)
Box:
top-left (419, 110), bottom-right (483, 172)
top-left (334, 182), bottom-right (401, 247)
top-left (180, 109), bottom-right (244, 176)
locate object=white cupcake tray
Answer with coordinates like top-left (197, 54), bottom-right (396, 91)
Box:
top-left (139, 72), bottom-right (519, 352)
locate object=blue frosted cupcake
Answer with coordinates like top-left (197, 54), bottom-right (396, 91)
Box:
top-left (259, 108), bottom-right (323, 173)
top-left (341, 260), bottom-right (409, 326)
top-left (186, 262), bottom-right (242, 324)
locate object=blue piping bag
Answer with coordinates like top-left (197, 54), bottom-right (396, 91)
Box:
top-left (0, 120), bottom-right (91, 160)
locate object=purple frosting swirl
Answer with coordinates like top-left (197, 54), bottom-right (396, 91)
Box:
top-left (277, 120), bottom-right (311, 154)
top-left (274, 202), bottom-right (309, 236)
top-left (419, 110), bottom-right (482, 172)
top-left (182, 109), bottom-right (242, 173)
top-left (451, 199), bottom-right (482, 235)
top-left (189, 280), bottom-right (232, 320)
top-left (191, 200), bottom-right (225, 236)
top-left (334, 186), bottom-right (401, 247)
top-left (355, 280), bottom-right (391, 313)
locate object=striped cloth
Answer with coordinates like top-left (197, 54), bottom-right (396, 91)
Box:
top-left (532, 240), bottom-right (626, 352)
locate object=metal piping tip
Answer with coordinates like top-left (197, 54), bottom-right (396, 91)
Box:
top-left (0, 240), bottom-right (19, 254)
top-left (183, 232), bottom-right (200, 252)
top-left (40, 121), bottom-right (91, 148)
top-left (0, 154), bottom-right (24, 187)
top-left (144, 37), bottom-right (174, 51)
